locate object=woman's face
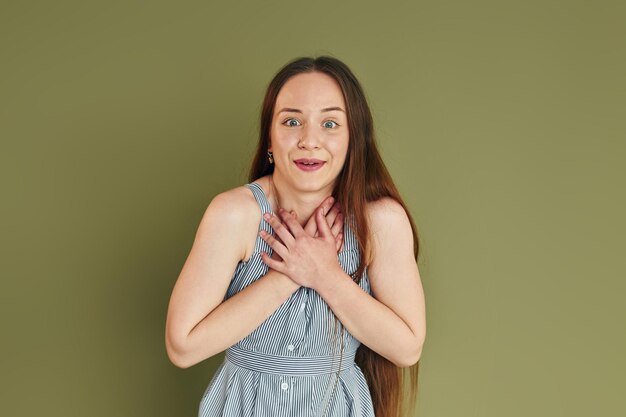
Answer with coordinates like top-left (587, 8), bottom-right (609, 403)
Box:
top-left (269, 71), bottom-right (349, 192)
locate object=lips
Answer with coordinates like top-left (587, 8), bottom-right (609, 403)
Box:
top-left (294, 158), bottom-right (325, 165)
top-left (294, 158), bottom-right (326, 171)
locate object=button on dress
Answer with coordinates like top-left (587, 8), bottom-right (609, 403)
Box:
top-left (199, 182), bottom-right (375, 417)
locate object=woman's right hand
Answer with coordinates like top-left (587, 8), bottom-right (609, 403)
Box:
top-left (301, 196), bottom-right (345, 253)
top-left (268, 196), bottom-right (344, 264)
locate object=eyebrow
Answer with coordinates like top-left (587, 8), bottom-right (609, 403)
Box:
top-left (277, 106), bottom-right (345, 114)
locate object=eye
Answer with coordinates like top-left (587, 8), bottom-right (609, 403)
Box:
top-left (283, 118), bottom-right (301, 127)
top-left (323, 120), bottom-right (339, 129)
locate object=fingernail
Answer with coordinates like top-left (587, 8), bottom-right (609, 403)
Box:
top-left (263, 213), bottom-right (271, 220)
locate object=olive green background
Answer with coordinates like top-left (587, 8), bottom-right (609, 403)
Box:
top-left (1, 1), bottom-right (624, 416)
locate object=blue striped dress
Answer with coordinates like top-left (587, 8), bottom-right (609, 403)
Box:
top-left (199, 181), bottom-right (376, 417)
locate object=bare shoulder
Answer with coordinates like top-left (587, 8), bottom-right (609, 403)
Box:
top-left (365, 197), bottom-right (414, 262)
top-left (204, 185), bottom-right (258, 222)
top-left (366, 197), bottom-right (410, 233)
top-left (214, 184), bottom-right (258, 209)
top-left (199, 184), bottom-right (261, 262)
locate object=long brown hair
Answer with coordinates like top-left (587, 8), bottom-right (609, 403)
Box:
top-left (248, 55), bottom-right (421, 417)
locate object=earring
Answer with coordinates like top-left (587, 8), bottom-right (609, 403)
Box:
top-left (267, 150), bottom-right (274, 164)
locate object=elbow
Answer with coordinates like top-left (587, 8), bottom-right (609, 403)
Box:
top-left (165, 332), bottom-right (196, 369)
top-left (395, 353), bottom-right (419, 368)
top-left (166, 341), bottom-right (189, 369)
top-left (410, 345), bottom-right (424, 366)
top-left (395, 341), bottom-right (424, 368)
top-left (165, 326), bottom-right (220, 369)
top-left (167, 347), bottom-right (193, 369)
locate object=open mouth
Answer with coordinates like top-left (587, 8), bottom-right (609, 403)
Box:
top-left (294, 161), bottom-right (325, 171)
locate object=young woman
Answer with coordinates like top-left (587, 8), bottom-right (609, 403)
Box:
top-left (165, 56), bottom-right (426, 417)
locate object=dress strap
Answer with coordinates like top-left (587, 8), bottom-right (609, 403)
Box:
top-left (244, 182), bottom-right (273, 255)
top-left (342, 213), bottom-right (358, 252)
top-left (244, 182), bottom-right (273, 215)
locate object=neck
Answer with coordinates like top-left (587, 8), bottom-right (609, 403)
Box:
top-left (270, 172), bottom-right (335, 227)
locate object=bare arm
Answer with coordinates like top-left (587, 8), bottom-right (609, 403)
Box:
top-left (167, 268), bottom-right (299, 368)
top-left (165, 188), bottom-right (343, 368)
top-left (165, 189), bottom-right (299, 368)
top-left (314, 198), bottom-right (426, 368)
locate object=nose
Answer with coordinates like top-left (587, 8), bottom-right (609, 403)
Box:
top-left (298, 125), bottom-right (321, 150)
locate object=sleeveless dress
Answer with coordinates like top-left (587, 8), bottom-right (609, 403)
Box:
top-left (198, 182), bottom-right (376, 417)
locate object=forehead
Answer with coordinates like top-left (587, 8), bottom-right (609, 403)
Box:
top-left (275, 72), bottom-right (345, 109)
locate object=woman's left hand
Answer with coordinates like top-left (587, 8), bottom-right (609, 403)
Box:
top-left (259, 206), bottom-right (342, 290)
